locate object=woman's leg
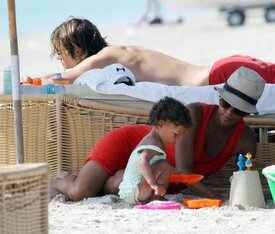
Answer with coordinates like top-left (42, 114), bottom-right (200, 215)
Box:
top-left (137, 160), bottom-right (173, 202)
top-left (51, 160), bottom-right (110, 201)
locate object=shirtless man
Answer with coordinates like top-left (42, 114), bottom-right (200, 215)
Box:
top-left (23, 17), bottom-right (275, 86)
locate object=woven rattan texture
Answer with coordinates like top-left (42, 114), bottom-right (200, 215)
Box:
top-left (0, 163), bottom-right (48, 234)
top-left (0, 95), bottom-right (59, 175)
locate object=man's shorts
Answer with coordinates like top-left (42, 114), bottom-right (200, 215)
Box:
top-left (209, 55), bottom-right (275, 84)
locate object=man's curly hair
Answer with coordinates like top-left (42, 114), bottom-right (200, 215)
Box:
top-left (148, 96), bottom-right (192, 127)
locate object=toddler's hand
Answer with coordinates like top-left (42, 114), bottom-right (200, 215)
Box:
top-left (151, 183), bottom-right (166, 196)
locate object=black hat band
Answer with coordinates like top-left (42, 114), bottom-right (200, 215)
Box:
top-left (224, 83), bottom-right (257, 106)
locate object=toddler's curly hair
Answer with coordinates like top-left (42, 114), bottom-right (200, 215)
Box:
top-left (148, 96), bottom-right (192, 127)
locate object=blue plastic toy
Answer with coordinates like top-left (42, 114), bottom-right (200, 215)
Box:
top-left (237, 154), bottom-right (246, 171)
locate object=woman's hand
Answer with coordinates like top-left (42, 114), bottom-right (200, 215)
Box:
top-left (204, 188), bottom-right (220, 198)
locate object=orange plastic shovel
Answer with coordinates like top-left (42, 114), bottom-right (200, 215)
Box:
top-left (183, 199), bottom-right (222, 209)
top-left (169, 173), bottom-right (204, 184)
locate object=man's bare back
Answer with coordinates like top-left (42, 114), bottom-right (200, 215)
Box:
top-left (57, 45), bottom-right (211, 86)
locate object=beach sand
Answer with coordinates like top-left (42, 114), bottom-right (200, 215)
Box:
top-left (1, 9), bottom-right (275, 233)
top-left (49, 191), bottom-right (275, 234)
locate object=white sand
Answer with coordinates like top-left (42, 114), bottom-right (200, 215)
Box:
top-left (1, 10), bottom-right (275, 233)
top-left (49, 191), bottom-right (275, 234)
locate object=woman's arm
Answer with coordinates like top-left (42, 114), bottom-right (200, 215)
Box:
top-left (175, 103), bottom-right (221, 198)
top-left (235, 125), bottom-right (257, 157)
top-left (175, 103), bottom-right (198, 173)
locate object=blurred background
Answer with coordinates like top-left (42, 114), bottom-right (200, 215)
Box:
top-left (1, 0), bottom-right (275, 91)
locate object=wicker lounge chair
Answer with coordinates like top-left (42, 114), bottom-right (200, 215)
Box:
top-left (0, 94), bottom-right (274, 192)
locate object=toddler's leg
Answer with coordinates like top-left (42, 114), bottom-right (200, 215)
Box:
top-left (137, 160), bottom-right (173, 203)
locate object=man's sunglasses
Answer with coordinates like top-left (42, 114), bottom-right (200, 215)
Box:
top-left (219, 98), bottom-right (249, 117)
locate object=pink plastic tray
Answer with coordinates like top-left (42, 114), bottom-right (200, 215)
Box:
top-left (135, 201), bottom-right (181, 210)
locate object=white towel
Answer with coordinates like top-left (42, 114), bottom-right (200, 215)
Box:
top-left (73, 65), bottom-right (275, 116)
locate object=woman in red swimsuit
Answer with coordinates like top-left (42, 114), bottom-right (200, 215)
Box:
top-left (51, 66), bottom-right (265, 201)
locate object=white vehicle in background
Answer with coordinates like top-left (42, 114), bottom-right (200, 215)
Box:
top-left (162, 0), bottom-right (275, 26)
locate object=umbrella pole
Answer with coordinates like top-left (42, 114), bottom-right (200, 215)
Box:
top-left (8, 0), bottom-right (24, 163)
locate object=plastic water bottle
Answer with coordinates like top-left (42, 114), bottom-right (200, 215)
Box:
top-left (3, 65), bottom-right (12, 94)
